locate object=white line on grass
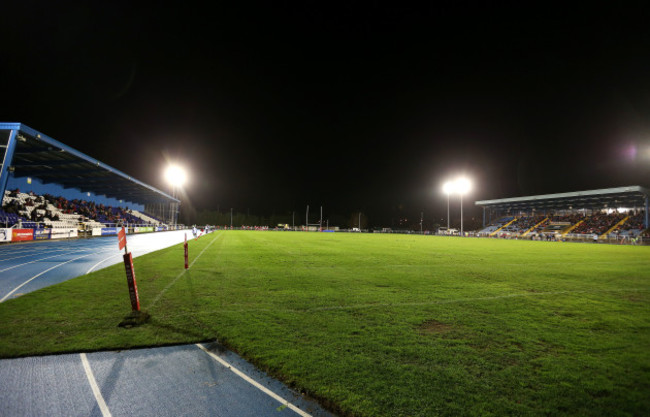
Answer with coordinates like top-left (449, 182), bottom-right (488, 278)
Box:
top-left (80, 353), bottom-right (113, 417)
top-left (150, 288), bottom-right (648, 317)
top-left (304, 289), bottom-right (649, 312)
top-left (0, 252), bottom-right (100, 302)
top-left (147, 232), bottom-right (223, 309)
top-left (196, 344), bottom-right (312, 417)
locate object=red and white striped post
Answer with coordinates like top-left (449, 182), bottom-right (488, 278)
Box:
top-left (184, 233), bottom-right (189, 269)
top-left (118, 226), bottom-right (140, 311)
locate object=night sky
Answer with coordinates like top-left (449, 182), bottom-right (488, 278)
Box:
top-left (2, 3), bottom-right (650, 227)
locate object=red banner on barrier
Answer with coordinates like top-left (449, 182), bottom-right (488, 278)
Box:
top-left (12, 229), bottom-right (34, 242)
top-left (123, 252), bottom-right (140, 311)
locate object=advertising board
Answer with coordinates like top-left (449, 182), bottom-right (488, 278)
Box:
top-left (0, 228), bottom-right (12, 242)
top-left (12, 229), bottom-right (34, 242)
top-left (101, 227), bottom-right (119, 236)
top-left (33, 229), bottom-right (52, 240)
top-left (51, 229), bottom-right (78, 239)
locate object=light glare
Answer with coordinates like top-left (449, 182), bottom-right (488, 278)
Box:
top-left (455, 178), bottom-right (471, 195)
top-left (442, 177), bottom-right (472, 195)
top-left (165, 165), bottom-right (187, 187)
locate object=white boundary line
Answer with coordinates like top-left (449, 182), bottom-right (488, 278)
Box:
top-left (85, 254), bottom-right (123, 274)
top-left (147, 232), bottom-right (223, 309)
top-left (0, 250), bottom-right (97, 274)
top-left (80, 353), bottom-right (113, 417)
top-left (303, 288), bottom-right (650, 312)
top-left (0, 252), bottom-right (99, 302)
top-left (147, 288), bottom-right (647, 317)
top-left (196, 344), bottom-right (312, 417)
top-left (0, 248), bottom-right (72, 263)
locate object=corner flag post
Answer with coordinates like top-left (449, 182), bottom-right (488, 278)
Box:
top-left (118, 226), bottom-right (140, 311)
top-left (184, 233), bottom-right (189, 269)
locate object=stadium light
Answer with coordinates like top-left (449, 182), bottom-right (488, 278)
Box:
top-left (164, 164), bottom-right (187, 227)
top-left (441, 177), bottom-right (472, 236)
top-left (442, 181), bottom-right (455, 230)
top-left (456, 178), bottom-right (472, 236)
top-left (164, 165), bottom-right (187, 189)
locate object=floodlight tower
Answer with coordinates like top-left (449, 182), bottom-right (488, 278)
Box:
top-left (164, 165), bottom-right (187, 227)
top-left (442, 181), bottom-right (454, 230)
top-left (455, 178), bottom-right (471, 236)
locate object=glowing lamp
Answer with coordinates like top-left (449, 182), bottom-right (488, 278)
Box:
top-left (165, 165), bottom-right (187, 187)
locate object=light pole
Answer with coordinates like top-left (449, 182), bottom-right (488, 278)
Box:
top-left (420, 212), bottom-right (423, 234)
top-left (443, 181), bottom-right (454, 231)
top-left (455, 178), bottom-right (471, 236)
top-left (442, 177), bottom-right (471, 236)
top-left (164, 165), bottom-right (187, 228)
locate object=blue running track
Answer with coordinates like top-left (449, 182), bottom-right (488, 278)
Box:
top-left (0, 230), bottom-right (190, 302)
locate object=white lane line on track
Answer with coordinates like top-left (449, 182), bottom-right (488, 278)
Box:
top-left (0, 252), bottom-right (100, 302)
top-left (0, 248), bottom-right (75, 264)
top-left (147, 232), bottom-right (223, 309)
top-left (86, 254), bottom-right (123, 274)
top-left (80, 353), bottom-right (113, 417)
top-left (0, 249), bottom-right (101, 274)
top-left (196, 344), bottom-right (312, 417)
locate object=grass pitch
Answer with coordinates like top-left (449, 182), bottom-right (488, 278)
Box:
top-left (1, 231), bottom-right (649, 416)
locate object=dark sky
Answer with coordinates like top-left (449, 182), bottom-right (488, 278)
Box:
top-left (2, 2), bottom-right (650, 226)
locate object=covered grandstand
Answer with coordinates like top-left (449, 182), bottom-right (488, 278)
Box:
top-left (0, 123), bottom-right (180, 239)
top-left (475, 186), bottom-right (650, 242)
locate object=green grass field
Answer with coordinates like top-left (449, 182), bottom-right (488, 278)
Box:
top-left (1, 231), bottom-right (649, 416)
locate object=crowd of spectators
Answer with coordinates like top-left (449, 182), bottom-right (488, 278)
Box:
top-left (618, 210), bottom-right (646, 232)
top-left (547, 213), bottom-right (583, 224)
top-left (2, 189), bottom-right (157, 227)
top-left (569, 212), bottom-right (626, 235)
top-left (512, 215), bottom-right (546, 232)
top-left (486, 211), bottom-right (648, 239)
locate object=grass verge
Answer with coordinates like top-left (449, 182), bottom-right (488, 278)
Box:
top-left (1, 231), bottom-right (649, 416)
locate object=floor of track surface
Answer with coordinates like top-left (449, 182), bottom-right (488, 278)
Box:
top-left (0, 230), bottom-right (192, 302)
top-left (0, 343), bottom-right (332, 417)
top-left (0, 231), bottom-right (334, 417)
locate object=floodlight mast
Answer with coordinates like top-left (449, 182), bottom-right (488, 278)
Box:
top-left (443, 181), bottom-right (454, 231)
top-left (456, 178), bottom-right (471, 236)
top-left (442, 178), bottom-right (471, 236)
top-left (420, 212), bottom-right (423, 234)
top-left (164, 165), bottom-right (188, 228)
